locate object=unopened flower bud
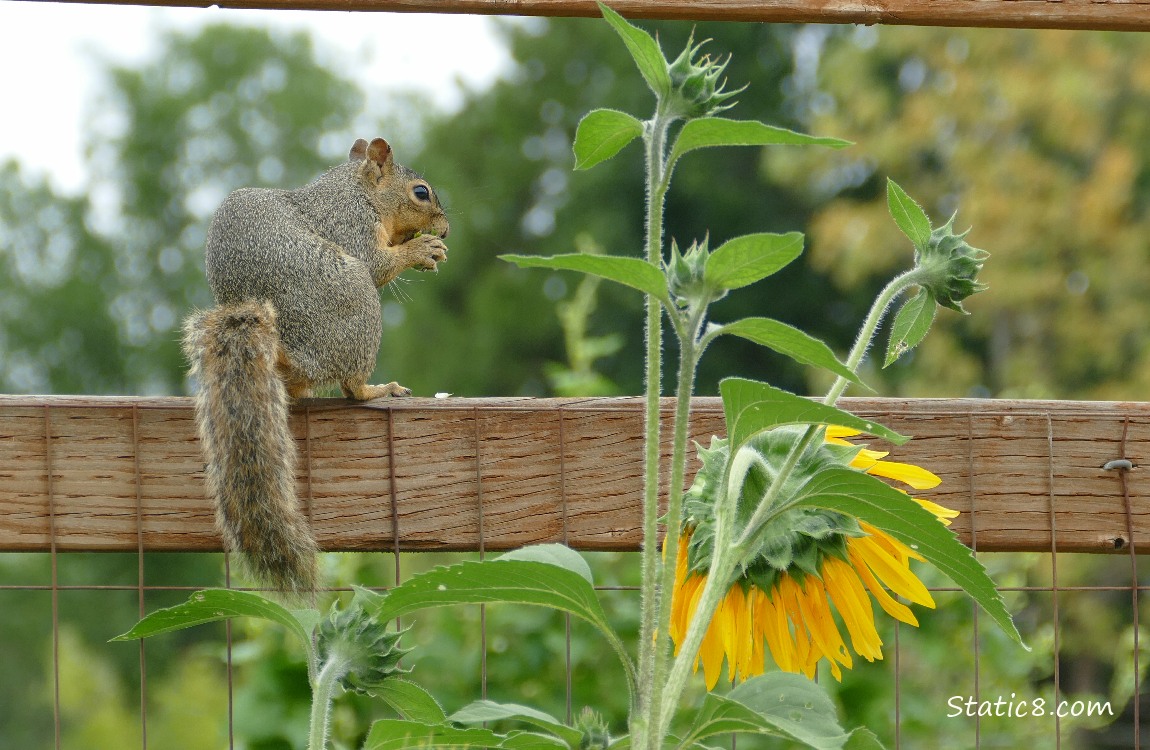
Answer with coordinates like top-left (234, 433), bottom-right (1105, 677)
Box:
top-left (917, 215), bottom-right (989, 313)
top-left (664, 31), bottom-right (743, 120)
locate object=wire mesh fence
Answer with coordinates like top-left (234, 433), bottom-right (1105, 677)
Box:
top-left (0, 396), bottom-right (1146, 748)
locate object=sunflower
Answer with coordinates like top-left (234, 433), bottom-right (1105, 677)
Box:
top-left (667, 426), bottom-right (956, 689)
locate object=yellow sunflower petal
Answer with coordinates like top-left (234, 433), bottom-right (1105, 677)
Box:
top-left (847, 447), bottom-right (891, 470)
top-left (756, 587), bottom-right (794, 673)
top-left (851, 534), bottom-right (935, 608)
top-left (719, 588), bottom-right (742, 684)
top-left (698, 597), bottom-right (727, 690)
top-left (864, 460), bottom-right (942, 490)
top-left (670, 574), bottom-right (702, 648)
top-left (825, 425), bottom-right (862, 439)
top-left (914, 497), bottom-right (960, 525)
top-left (848, 544), bottom-right (920, 626)
top-left (822, 557), bottom-right (884, 662)
top-left (794, 575), bottom-right (852, 680)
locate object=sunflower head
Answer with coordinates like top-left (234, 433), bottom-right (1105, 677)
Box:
top-left (684, 428), bottom-right (868, 580)
top-left (671, 425), bottom-right (952, 687)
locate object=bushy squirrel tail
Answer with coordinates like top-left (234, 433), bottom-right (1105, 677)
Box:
top-left (182, 301), bottom-right (318, 598)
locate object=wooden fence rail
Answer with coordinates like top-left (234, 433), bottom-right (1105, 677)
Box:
top-left (0, 395), bottom-right (1145, 554)
top-left (29, 0), bottom-right (1150, 32)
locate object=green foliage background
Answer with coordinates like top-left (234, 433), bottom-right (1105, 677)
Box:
top-left (0, 15), bottom-right (1147, 750)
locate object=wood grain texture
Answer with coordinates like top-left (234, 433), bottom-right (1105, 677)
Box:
top-left (27, 0), bottom-right (1150, 32)
top-left (0, 395), bottom-right (1145, 554)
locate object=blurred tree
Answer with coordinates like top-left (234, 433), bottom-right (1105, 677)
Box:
top-left (380, 18), bottom-right (854, 399)
top-left (773, 25), bottom-right (1150, 400)
top-left (0, 24), bottom-right (361, 395)
top-left (0, 22), bottom-right (364, 748)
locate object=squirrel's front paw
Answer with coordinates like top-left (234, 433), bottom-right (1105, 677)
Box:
top-left (406, 235), bottom-right (448, 272)
top-left (344, 380), bottom-right (412, 400)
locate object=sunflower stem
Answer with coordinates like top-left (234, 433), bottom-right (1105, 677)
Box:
top-left (647, 304), bottom-right (708, 745)
top-left (308, 652), bottom-right (351, 750)
top-left (656, 525), bottom-right (738, 733)
top-left (634, 107), bottom-right (675, 747)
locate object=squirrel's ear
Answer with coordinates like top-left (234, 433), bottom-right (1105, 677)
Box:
top-left (366, 138), bottom-right (394, 170)
top-left (348, 139), bottom-right (369, 162)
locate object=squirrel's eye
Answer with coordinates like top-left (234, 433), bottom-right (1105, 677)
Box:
top-left (413, 184), bottom-right (431, 202)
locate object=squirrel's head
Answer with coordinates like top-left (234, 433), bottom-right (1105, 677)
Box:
top-left (351, 137), bottom-right (450, 243)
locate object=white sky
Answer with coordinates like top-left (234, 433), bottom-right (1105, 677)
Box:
top-left (0, 1), bottom-right (515, 194)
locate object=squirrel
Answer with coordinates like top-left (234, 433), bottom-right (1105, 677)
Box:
top-left (181, 137), bottom-right (449, 597)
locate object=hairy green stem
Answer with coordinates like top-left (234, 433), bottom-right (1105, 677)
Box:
top-left (655, 521), bottom-right (737, 736)
top-left (646, 305), bottom-right (707, 744)
top-left (734, 267), bottom-right (925, 556)
top-left (634, 110), bottom-right (673, 742)
top-left (308, 654), bottom-right (351, 750)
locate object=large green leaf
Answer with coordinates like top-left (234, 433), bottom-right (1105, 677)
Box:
top-left (678, 694), bottom-right (790, 747)
top-left (883, 288), bottom-right (936, 368)
top-left (703, 232), bottom-right (804, 290)
top-left (501, 253), bottom-right (670, 306)
top-left (450, 700), bottom-right (583, 748)
top-left (372, 547), bottom-right (635, 695)
top-left (713, 318), bottom-right (863, 387)
top-left (597, 2), bottom-right (670, 98)
top-left (110, 589), bottom-right (319, 675)
top-left (371, 678), bottom-right (447, 724)
top-left (726, 673), bottom-right (852, 749)
top-left (679, 673), bottom-right (881, 750)
top-left (111, 588), bottom-right (314, 648)
top-left (574, 108), bottom-right (644, 170)
top-left (668, 118), bottom-right (851, 166)
top-left (788, 467), bottom-right (1024, 647)
top-left (886, 178), bottom-right (932, 253)
top-left (719, 377), bottom-right (907, 452)
top-left (498, 543), bottom-right (594, 584)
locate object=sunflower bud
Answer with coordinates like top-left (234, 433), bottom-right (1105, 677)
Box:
top-left (317, 598), bottom-right (409, 694)
top-left (575, 707), bottom-right (611, 750)
top-left (916, 215), bottom-right (989, 313)
top-left (666, 237), bottom-right (725, 309)
top-left (663, 31), bottom-right (742, 120)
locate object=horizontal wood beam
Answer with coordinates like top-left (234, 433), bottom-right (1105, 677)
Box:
top-left (0, 395), bottom-right (1145, 555)
top-left (29, 0), bottom-right (1150, 32)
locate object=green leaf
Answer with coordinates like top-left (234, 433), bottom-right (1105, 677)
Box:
top-left (679, 694), bottom-right (790, 746)
top-left (574, 109), bottom-right (644, 170)
top-left (498, 543), bottom-right (594, 585)
top-left (719, 377), bottom-right (908, 452)
top-left (843, 728), bottom-right (887, 750)
top-left (111, 588), bottom-right (314, 647)
top-left (680, 673), bottom-right (865, 749)
top-left (371, 679), bottom-right (447, 724)
top-left (886, 178), bottom-right (932, 252)
top-left (372, 553), bottom-right (636, 697)
top-left (450, 700), bottom-right (583, 748)
top-left (668, 117), bottom-right (851, 165)
top-left (788, 467), bottom-right (1025, 648)
top-left (501, 253), bottom-right (670, 306)
top-left (713, 317), bottom-right (864, 387)
top-left (726, 673), bottom-right (854, 749)
top-left (703, 232), bottom-right (804, 290)
top-left (597, 2), bottom-right (670, 98)
top-left (363, 719), bottom-right (506, 750)
top-left (501, 732), bottom-right (571, 750)
top-left (883, 288), bottom-right (937, 367)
